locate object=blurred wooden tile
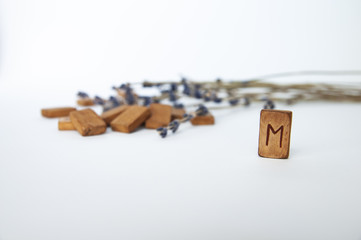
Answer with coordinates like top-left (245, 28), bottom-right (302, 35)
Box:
top-left (77, 98), bottom-right (94, 106)
top-left (58, 117), bottom-right (76, 130)
top-left (145, 103), bottom-right (172, 129)
top-left (69, 109), bottom-right (107, 136)
top-left (101, 105), bottom-right (129, 125)
top-left (41, 107), bottom-right (76, 118)
top-left (171, 108), bottom-right (186, 120)
top-left (258, 109), bottom-right (292, 159)
top-left (111, 105), bottom-right (150, 133)
top-left (190, 114), bottom-right (215, 125)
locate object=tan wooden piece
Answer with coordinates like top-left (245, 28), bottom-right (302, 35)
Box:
top-left (258, 109), bottom-right (292, 159)
top-left (69, 109), bottom-right (107, 136)
top-left (77, 98), bottom-right (94, 106)
top-left (190, 114), bottom-right (215, 125)
top-left (110, 105), bottom-right (150, 133)
top-left (171, 108), bottom-right (186, 120)
top-left (145, 103), bottom-right (172, 129)
top-left (101, 105), bottom-right (129, 125)
top-left (58, 117), bottom-right (76, 130)
top-left (41, 107), bottom-right (76, 118)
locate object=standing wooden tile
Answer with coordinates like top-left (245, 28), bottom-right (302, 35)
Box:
top-left (171, 108), bottom-right (186, 120)
top-left (110, 105), bottom-right (150, 133)
top-left (190, 114), bottom-right (215, 125)
top-left (58, 117), bottom-right (76, 130)
top-left (101, 105), bottom-right (129, 125)
top-left (41, 107), bottom-right (76, 118)
top-left (69, 109), bottom-right (107, 136)
top-left (258, 109), bottom-right (292, 159)
top-left (145, 103), bottom-right (172, 129)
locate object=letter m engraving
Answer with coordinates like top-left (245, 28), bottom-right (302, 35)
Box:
top-left (266, 124), bottom-right (284, 148)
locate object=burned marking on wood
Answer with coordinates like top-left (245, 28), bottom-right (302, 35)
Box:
top-left (266, 124), bottom-right (284, 148)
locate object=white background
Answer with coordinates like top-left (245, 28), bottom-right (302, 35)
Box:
top-left (1, 0), bottom-right (361, 239)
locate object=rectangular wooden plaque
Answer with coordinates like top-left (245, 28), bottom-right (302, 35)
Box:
top-left (69, 109), bottom-right (107, 136)
top-left (110, 105), bottom-right (150, 133)
top-left (58, 117), bottom-right (76, 130)
top-left (258, 109), bottom-right (292, 159)
top-left (77, 98), bottom-right (94, 106)
top-left (41, 107), bottom-right (76, 118)
top-left (171, 108), bottom-right (186, 120)
top-left (101, 105), bottom-right (129, 125)
top-left (145, 103), bottom-right (172, 129)
top-left (190, 114), bottom-right (215, 125)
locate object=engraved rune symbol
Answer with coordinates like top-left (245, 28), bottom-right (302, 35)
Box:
top-left (266, 124), bottom-right (284, 148)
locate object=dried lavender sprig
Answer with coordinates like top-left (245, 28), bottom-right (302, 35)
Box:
top-left (143, 77), bottom-right (361, 108)
top-left (156, 105), bottom-right (210, 138)
top-left (142, 75), bottom-right (361, 103)
top-left (142, 70), bottom-right (361, 87)
top-left (156, 114), bottom-right (191, 138)
top-left (78, 70), bottom-right (361, 116)
top-left (94, 96), bottom-right (106, 105)
top-left (77, 91), bottom-right (89, 98)
top-left (262, 98), bottom-right (275, 109)
top-left (84, 94), bottom-right (126, 112)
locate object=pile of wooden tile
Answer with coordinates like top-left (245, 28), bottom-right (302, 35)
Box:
top-left (41, 104), bottom-right (215, 136)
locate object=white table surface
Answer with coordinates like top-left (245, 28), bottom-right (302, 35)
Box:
top-left (1, 81), bottom-right (361, 240)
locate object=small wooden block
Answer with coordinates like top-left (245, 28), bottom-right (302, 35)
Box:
top-left (145, 103), bottom-right (172, 129)
top-left (190, 114), bottom-right (215, 125)
top-left (58, 117), bottom-right (76, 130)
top-left (110, 105), bottom-right (150, 133)
top-left (101, 105), bottom-right (129, 125)
top-left (41, 107), bottom-right (76, 118)
top-left (69, 109), bottom-right (107, 136)
top-left (171, 108), bottom-right (186, 120)
top-left (258, 109), bottom-right (292, 159)
top-left (77, 98), bottom-right (94, 106)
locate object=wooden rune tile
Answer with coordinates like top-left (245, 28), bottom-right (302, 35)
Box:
top-left (190, 113), bottom-right (215, 125)
top-left (58, 117), bottom-right (76, 130)
top-left (101, 105), bottom-right (129, 125)
top-left (258, 109), bottom-right (292, 159)
top-left (41, 107), bottom-right (76, 118)
top-left (77, 98), bottom-right (94, 106)
top-left (171, 108), bottom-right (186, 120)
top-left (145, 103), bottom-right (172, 129)
top-left (69, 109), bottom-right (107, 136)
top-left (110, 105), bottom-right (150, 133)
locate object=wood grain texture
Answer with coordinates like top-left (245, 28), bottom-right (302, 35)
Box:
top-left (77, 98), bottom-right (94, 106)
top-left (110, 105), bottom-right (150, 133)
top-left (101, 105), bottom-right (129, 125)
top-left (171, 108), bottom-right (186, 120)
top-left (41, 107), bottom-right (76, 118)
top-left (145, 103), bottom-right (172, 129)
top-left (58, 117), bottom-right (76, 130)
top-left (69, 109), bottom-right (107, 136)
top-left (190, 114), bottom-right (215, 125)
top-left (258, 109), bottom-right (292, 159)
